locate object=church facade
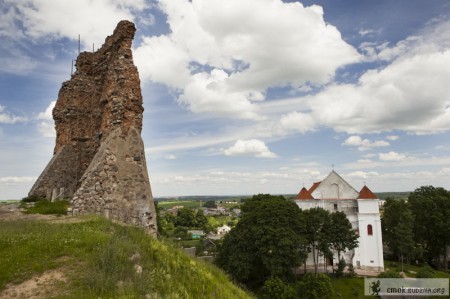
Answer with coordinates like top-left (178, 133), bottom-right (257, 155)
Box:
top-left (295, 170), bottom-right (384, 271)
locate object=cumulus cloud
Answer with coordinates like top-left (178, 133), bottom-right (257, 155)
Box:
top-left (37, 101), bottom-right (55, 120)
top-left (346, 171), bottom-right (379, 179)
top-left (0, 105), bottom-right (27, 124)
top-left (342, 135), bottom-right (389, 151)
top-left (224, 139), bottom-right (277, 158)
top-left (6, 0), bottom-right (149, 48)
top-left (378, 151), bottom-right (408, 161)
top-left (279, 111), bottom-right (316, 134)
top-left (134, 0), bottom-right (360, 119)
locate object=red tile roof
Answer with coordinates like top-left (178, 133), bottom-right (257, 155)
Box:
top-left (308, 181), bottom-right (321, 194)
top-left (296, 187), bottom-right (314, 200)
top-left (358, 185), bottom-right (378, 199)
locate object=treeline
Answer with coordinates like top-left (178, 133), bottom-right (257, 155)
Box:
top-left (215, 194), bottom-right (358, 297)
top-left (382, 185), bottom-right (450, 271)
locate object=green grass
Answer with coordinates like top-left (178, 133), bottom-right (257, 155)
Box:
top-left (21, 199), bottom-right (70, 215)
top-left (331, 277), bottom-right (365, 299)
top-left (0, 216), bottom-right (253, 298)
top-left (384, 260), bottom-right (450, 278)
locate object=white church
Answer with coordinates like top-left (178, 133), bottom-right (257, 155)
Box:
top-left (295, 170), bottom-right (384, 271)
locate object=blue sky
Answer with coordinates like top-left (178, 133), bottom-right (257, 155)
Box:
top-left (1, 0), bottom-right (450, 199)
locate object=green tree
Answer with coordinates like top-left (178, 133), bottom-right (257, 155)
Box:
top-left (175, 208), bottom-right (196, 227)
top-left (408, 186), bottom-right (450, 270)
top-left (381, 198), bottom-right (415, 270)
top-left (329, 211), bottom-right (358, 262)
top-left (303, 207), bottom-right (332, 274)
top-left (203, 200), bottom-right (217, 208)
top-left (215, 194), bottom-right (307, 285)
top-left (195, 209), bottom-right (208, 228)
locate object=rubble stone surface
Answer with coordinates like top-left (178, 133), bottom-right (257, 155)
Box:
top-left (29, 20), bottom-right (157, 234)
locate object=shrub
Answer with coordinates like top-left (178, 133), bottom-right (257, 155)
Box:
top-left (346, 263), bottom-right (356, 278)
top-left (378, 270), bottom-right (402, 278)
top-left (21, 195), bottom-right (44, 203)
top-left (262, 277), bottom-right (296, 299)
top-left (335, 258), bottom-right (346, 278)
top-left (416, 265), bottom-right (435, 278)
top-left (295, 273), bottom-right (334, 299)
top-left (23, 199), bottom-right (70, 215)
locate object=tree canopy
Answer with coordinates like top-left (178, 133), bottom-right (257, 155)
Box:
top-left (215, 194), bottom-right (307, 284)
top-left (408, 186), bottom-right (450, 270)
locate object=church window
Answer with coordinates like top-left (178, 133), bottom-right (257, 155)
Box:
top-left (334, 203), bottom-right (338, 211)
top-left (367, 224), bottom-right (373, 236)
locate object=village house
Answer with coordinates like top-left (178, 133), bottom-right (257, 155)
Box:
top-left (295, 170), bottom-right (384, 272)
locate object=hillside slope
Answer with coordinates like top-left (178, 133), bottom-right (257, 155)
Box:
top-left (0, 214), bottom-right (252, 298)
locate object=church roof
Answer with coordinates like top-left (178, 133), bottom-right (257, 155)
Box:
top-left (358, 185), bottom-right (378, 199)
top-left (296, 187), bottom-right (314, 200)
top-left (308, 182), bottom-right (321, 194)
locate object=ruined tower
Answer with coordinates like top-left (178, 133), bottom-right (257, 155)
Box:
top-left (29, 20), bottom-right (157, 235)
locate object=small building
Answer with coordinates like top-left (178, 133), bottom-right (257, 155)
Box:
top-left (295, 170), bottom-right (384, 272)
top-left (188, 230), bottom-right (205, 239)
top-left (217, 225), bottom-right (231, 235)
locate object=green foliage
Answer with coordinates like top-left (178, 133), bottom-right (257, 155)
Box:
top-left (175, 207), bottom-right (197, 227)
top-left (20, 195), bottom-right (44, 203)
top-left (377, 270), bottom-right (402, 278)
top-left (335, 258), bottom-right (346, 278)
top-left (303, 208), bottom-right (357, 274)
top-left (330, 277), bottom-right (364, 299)
top-left (382, 198), bottom-right (415, 263)
top-left (329, 211), bottom-right (358, 261)
top-left (408, 186), bottom-right (450, 269)
top-left (0, 216), bottom-right (253, 298)
top-left (22, 199), bottom-right (70, 215)
top-left (346, 263), bottom-right (356, 278)
top-left (295, 273), bottom-right (334, 299)
top-left (262, 276), bottom-right (296, 299)
top-left (203, 200), bottom-right (217, 208)
top-left (416, 265), bottom-right (436, 278)
top-left (216, 194), bottom-right (307, 284)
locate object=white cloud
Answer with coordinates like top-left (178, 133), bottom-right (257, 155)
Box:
top-left (0, 176), bottom-right (36, 185)
top-left (37, 121), bottom-right (55, 138)
top-left (346, 171), bottom-right (379, 179)
top-left (224, 139), bottom-right (277, 158)
top-left (342, 135), bottom-right (389, 151)
top-left (279, 111), bottom-right (316, 134)
top-left (164, 154), bottom-right (177, 160)
top-left (386, 135), bottom-right (399, 141)
top-left (0, 105), bottom-right (27, 124)
top-left (378, 151), bottom-right (408, 161)
top-left (135, 0), bottom-right (360, 119)
top-left (37, 101), bottom-right (56, 120)
top-left (6, 0), bottom-right (149, 48)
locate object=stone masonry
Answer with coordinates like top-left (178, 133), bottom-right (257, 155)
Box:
top-left (29, 20), bottom-right (157, 235)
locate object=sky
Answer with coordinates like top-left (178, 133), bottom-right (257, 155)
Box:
top-left (1, 0), bottom-right (450, 199)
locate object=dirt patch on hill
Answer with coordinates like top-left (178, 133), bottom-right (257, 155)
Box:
top-left (0, 268), bottom-right (68, 299)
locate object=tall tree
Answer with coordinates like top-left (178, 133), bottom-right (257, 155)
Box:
top-left (329, 211), bottom-right (359, 262)
top-left (303, 207), bottom-right (331, 274)
top-left (381, 198), bottom-right (415, 270)
top-left (216, 194), bottom-right (307, 284)
top-left (408, 186), bottom-right (450, 270)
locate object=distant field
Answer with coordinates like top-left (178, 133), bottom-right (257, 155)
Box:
top-left (157, 200), bottom-right (204, 209)
top-left (375, 192), bottom-right (410, 200)
top-left (0, 200), bottom-right (20, 204)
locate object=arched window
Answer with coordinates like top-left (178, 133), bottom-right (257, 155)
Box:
top-left (367, 224), bottom-right (373, 236)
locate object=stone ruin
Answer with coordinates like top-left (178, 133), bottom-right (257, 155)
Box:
top-left (29, 20), bottom-right (157, 235)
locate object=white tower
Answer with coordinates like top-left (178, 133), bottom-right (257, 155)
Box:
top-left (353, 186), bottom-right (384, 271)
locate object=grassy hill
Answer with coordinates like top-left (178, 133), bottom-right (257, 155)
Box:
top-left (0, 215), bottom-right (253, 298)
